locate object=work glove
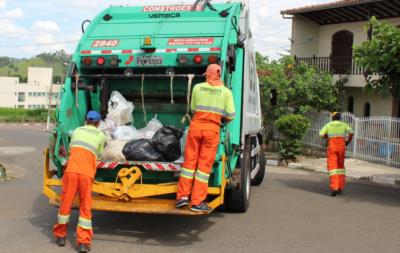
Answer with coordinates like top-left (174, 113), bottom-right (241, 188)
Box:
top-left (345, 141), bottom-right (350, 146)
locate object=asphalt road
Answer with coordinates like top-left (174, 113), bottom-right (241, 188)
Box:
top-left (0, 125), bottom-right (400, 253)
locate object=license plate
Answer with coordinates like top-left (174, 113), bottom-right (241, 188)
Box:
top-left (136, 56), bottom-right (163, 65)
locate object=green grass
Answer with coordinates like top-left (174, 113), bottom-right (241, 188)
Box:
top-left (0, 108), bottom-right (49, 122)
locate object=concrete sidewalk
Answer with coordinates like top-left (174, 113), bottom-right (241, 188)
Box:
top-left (267, 153), bottom-right (400, 187)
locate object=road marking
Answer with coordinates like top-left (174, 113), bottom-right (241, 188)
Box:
top-left (0, 147), bottom-right (36, 155)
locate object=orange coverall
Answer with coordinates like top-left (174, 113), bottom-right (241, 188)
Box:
top-left (53, 125), bottom-right (105, 246)
top-left (319, 120), bottom-right (353, 192)
top-left (177, 64), bottom-right (235, 206)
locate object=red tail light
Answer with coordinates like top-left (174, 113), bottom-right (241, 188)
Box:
top-left (208, 55), bottom-right (218, 64)
top-left (193, 55), bottom-right (203, 64)
top-left (178, 56), bottom-right (189, 65)
top-left (82, 57), bottom-right (92, 66)
top-left (96, 57), bottom-right (105, 65)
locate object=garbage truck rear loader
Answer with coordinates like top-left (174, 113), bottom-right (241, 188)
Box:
top-left (43, 1), bottom-right (265, 215)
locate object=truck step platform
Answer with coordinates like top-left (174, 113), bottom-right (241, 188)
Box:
top-left (49, 196), bottom-right (211, 216)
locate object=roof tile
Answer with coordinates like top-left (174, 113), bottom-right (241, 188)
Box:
top-left (281, 0), bottom-right (369, 15)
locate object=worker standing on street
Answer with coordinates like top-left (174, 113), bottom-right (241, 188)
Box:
top-left (53, 111), bottom-right (106, 253)
top-left (176, 64), bottom-right (235, 212)
top-left (319, 112), bottom-right (353, 197)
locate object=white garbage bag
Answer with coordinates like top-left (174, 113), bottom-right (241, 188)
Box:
top-left (102, 140), bottom-right (127, 162)
top-left (113, 126), bottom-right (143, 141)
top-left (108, 91), bottom-right (134, 126)
top-left (99, 116), bottom-right (117, 141)
top-left (138, 117), bottom-right (163, 139)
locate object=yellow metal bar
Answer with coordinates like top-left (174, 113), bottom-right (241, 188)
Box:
top-left (42, 149), bottom-right (228, 215)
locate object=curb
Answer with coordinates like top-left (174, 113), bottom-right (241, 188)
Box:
top-left (288, 164), bottom-right (400, 188)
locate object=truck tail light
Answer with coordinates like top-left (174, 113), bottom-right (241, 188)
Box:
top-left (110, 56), bottom-right (119, 66)
top-left (208, 55), bottom-right (218, 64)
top-left (96, 57), bottom-right (105, 65)
top-left (178, 56), bottom-right (189, 65)
top-left (193, 55), bottom-right (203, 64)
top-left (82, 57), bottom-right (92, 66)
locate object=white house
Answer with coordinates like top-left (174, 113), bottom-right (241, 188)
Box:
top-left (0, 67), bottom-right (60, 109)
top-left (281, 0), bottom-right (400, 117)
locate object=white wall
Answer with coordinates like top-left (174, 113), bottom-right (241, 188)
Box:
top-left (292, 16), bottom-right (400, 57)
top-left (28, 67), bottom-right (53, 86)
top-left (292, 15), bottom-right (320, 57)
top-left (344, 87), bottom-right (393, 117)
top-left (0, 77), bottom-right (18, 108)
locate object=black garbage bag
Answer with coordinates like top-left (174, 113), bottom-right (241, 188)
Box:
top-left (122, 139), bottom-right (165, 162)
top-left (152, 126), bottom-right (184, 162)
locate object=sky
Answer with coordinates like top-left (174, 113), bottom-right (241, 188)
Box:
top-left (0, 0), bottom-right (333, 59)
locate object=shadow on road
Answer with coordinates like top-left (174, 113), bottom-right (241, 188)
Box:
top-left (278, 177), bottom-right (400, 207)
top-left (29, 195), bottom-right (223, 248)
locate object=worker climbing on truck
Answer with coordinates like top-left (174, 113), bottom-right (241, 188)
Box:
top-left (176, 63), bottom-right (235, 212)
top-left (53, 111), bottom-right (106, 253)
top-left (319, 112), bottom-right (353, 197)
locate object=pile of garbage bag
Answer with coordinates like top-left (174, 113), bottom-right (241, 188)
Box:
top-left (98, 91), bottom-right (186, 162)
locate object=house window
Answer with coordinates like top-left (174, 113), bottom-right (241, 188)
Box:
top-left (28, 92), bottom-right (32, 97)
top-left (42, 92), bottom-right (46, 97)
top-left (18, 105), bottom-right (24, 108)
top-left (33, 92), bottom-right (37, 97)
top-left (28, 105), bottom-right (32, 109)
top-left (17, 92), bottom-right (25, 102)
top-left (347, 96), bottom-right (354, 113)
top-left (331, 30), bottom-right (354, 74)
top-left (364, 102), bottom-right (371, 117)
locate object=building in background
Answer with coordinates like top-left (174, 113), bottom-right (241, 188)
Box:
top-left (281, 0), bottom-right (400, 117)
top-left (0, 67), bottom-right (60, 109)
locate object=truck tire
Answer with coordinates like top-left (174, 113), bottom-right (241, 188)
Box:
top-left (251, 149), bottom-right (266, 186)
top-left (225, 137), bottom-right (251, 212)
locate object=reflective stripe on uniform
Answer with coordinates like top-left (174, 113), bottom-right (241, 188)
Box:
top-left (78, 216), bottom-right (92, 230)
top-left (196, 105), bottom-right (226, 115)
top-left (58, 214), bottom-right (70, 224)
top-left (70, 140), bottom-right (99, 157)
top-left (329, 169), bottom-right (346, 176)
top-left (180, 167), bottom-right (195, 180)
top-left (195, 170), bottom-right (210, 183)
top-left (328, 134), bottom-right (346, 138)
top-left (226, 112), bottom-right (236, 118)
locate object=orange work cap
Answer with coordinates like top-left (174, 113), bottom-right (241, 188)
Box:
top-left (204, 64), bottom-right (224, 86)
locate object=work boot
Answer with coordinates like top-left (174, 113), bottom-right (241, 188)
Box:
top-left (190, 202), bottom-right (212, 213)
top-left (176, 197), bottom-right (189, 208)
top-left (331, 190), bottom-right (338, 197)
top-left (78, 243), bottom-right (90, 253)
top-left (55, 237), bottom-right (66, 247)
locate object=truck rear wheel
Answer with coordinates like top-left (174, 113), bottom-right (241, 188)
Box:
top-left (251, 148), bottom-right (266, 186)
top-left (225, 137), bottom-right (251, 213)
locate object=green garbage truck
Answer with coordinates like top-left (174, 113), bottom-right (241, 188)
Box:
top-left (43, 0), bottom-right (265, 215)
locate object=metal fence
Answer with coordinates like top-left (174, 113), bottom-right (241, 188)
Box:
top-left (294, 56), bottom-right (365, 75)
top-left (302, 111), bottom-right (400, 168)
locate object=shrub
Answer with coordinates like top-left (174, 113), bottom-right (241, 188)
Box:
top-left (275, 114), bottom-right (310, 160)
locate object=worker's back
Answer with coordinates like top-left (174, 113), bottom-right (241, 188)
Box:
top-left (320, 120), bottom-right (352, 147)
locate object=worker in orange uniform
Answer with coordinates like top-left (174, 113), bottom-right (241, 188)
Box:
top-left (176, 64), bottom-right (235, 212)
top-left (319, 112), bottom-right (353, 197)
top-left (53, 111), bottom-right (106, 253)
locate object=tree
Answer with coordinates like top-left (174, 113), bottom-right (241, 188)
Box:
top-left (354, 17), bottom-right (400, 97)
top-left (257, 54), bottom-right (341, 159)
top-left (258, 55), bottom-right (340, 123)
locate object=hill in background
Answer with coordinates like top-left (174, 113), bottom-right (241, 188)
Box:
top-left (0, 50), bottom-right (72, 83)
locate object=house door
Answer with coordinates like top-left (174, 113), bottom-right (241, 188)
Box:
top-left (331, 30), bottom-right (353, 74)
